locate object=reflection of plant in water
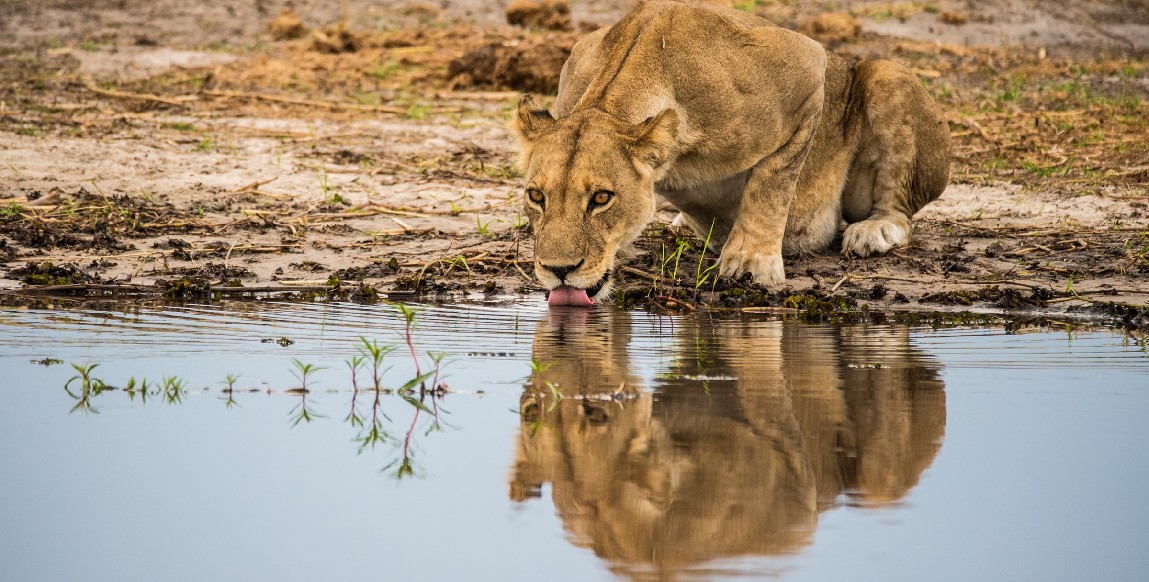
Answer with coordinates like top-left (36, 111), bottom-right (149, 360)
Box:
top-left (221, 374), bottom-right (240, 408)
top-left (65, 372), bottom-right (192, 411)
top-left (520, 358), bottom-right (560, 437)
top-left (161, 376), bottom-right (188, 405)
top-left (348, 337), bottom-right (397, 452)
top-left (54, 301), bottom-right (456, 478)
top-left (391, 369), bottom-right (439, 478)
top-left (346, 305), bottom-right (454, 477)
top-left (64, 362), bottom-right (109, 414)
top-left (289, 390), bottom-right (326, 427)
top-left (287, 360), bottom-right (327, 425)
top-left (124, 377), bottom-right (153, 405)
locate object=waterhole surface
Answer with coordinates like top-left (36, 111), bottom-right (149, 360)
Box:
top-left (2, 301), bottom-right (1147, 581)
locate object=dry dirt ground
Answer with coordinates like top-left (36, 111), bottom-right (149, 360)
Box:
top-left (0, 0), bottom-right (1147, 326)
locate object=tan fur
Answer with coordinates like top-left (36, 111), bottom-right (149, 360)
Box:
top-left (511, 311), bottom-right (947, 575)
top-left (515, 0), bottom-right (950, 292)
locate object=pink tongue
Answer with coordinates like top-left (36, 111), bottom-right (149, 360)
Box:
top-left (547, 285), bottom-right (594, 307)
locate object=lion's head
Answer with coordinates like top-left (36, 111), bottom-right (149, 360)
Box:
top-left (515, 95), bottom-right (678, 306)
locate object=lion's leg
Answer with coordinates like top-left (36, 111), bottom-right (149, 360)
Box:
top-left (840, 152), bottom-right (914, 257)
top-left (718, 92), bottom-right (824, 286)
top-left (841, 60), bottom-right (949, 257)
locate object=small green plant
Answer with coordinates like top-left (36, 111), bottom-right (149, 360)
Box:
top-left (1, 202), bottom-right (24, 219)
top-left (317, 162), bottom-right (347, 205)
top-left (732, 0), bottom-right (761, 12)
top-left (694, 220), bottom-right (719, 290)
top-left (662, 236), bottom-right (693, 281)
top-left (195, 137), bottom-right (213, 151)
top-left (475, 215), bottom-right (495, 238)
top-left (367, 58), bottom-right (400, 80)
top-left (440, 255), bottom-right (471, 274)
top-left (221, 373), bottom-right (240, 391)
top-left (357, 337), bottom-right (398, 390)
top-left (393, 303), bottom-right (423, 376)
top-left (405, 102), bottom-right (430, 120)
top-left (996, 78), bottom-right (1024, 105)
top-left (345, 356), bottom-right (365, 392)
top-left (289, 359), bottom-right (325, 392)
top-left (1023, 161), bottom-right (1058, 177)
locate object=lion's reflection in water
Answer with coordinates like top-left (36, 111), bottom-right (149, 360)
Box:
top-left (510, 309), bottom-right (945, 580)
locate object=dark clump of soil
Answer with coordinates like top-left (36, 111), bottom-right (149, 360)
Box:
top-left (920, 286), bottom-right (1060, 308)
top-left (0, 187), bottom-right (184, 254)
top-left (506, 0), bottom-right (573, 31)
top-left (1078, 302), bottom-right (1149, 330)
top-left (798, 13), bottom-right (861, 43)
top-left (268, 8), bottom-right (308, 41)
top-left (2, 222), bottom-right (84, 251)
top-left (10, 262), bottom-right (100, 286)
top-left (289, 260), bottom-right (328, 272)
top-left (168, 262), bottom-right (256, 283)
top-left (334, 257), bottom-right (401, 281)
top-left (157, 277), bottom-right (214, 301)
top-left (311, 25), bottom-right (362, 53)
top-left (448, 36), bottom-right (573, 93)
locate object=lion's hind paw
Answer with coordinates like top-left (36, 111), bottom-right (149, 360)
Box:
top-left (842, 217), bottom-right (909, 257)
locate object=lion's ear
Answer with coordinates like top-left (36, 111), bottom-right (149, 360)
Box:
top-left (628, 109), bottom-right (679, 170)
top-left (515, 94), bottom-right (556, 141)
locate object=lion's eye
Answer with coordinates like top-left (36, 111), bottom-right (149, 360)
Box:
top-left (589, 190), bottom-right (614, 209)
top-left (526, 189), bottom-right (545, 207)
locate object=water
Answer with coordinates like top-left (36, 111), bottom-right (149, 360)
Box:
top-left (1, 300), bottom-right (1147, 581)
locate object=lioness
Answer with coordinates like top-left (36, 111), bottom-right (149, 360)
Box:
top-left (515, 0), bottom-right (950, 306)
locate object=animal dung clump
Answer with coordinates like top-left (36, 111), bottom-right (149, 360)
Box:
top-left (939, 11), bottom-right (969, 25)
top-left (505, 0), bottom-right (573, 31)
top-left (798, 13), bottom-right (862, 43)
top-left (268, 9), bottom-right (307, 41)
top-left (448, 38), bottom-right (572, 93)
top-left (310, 24), bottom-right (362, 53)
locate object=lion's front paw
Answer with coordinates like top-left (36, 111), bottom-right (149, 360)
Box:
top-left (842, 217), bottom-right (909, 257)
top-left (718, 236), bottom-right (785, 286)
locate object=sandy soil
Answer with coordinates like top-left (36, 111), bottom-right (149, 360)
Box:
top-left (1, 0), bottom-right (1146, 323)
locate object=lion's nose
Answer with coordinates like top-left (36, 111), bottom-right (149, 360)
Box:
top-left (541, 259), bottom-right (584, 281)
